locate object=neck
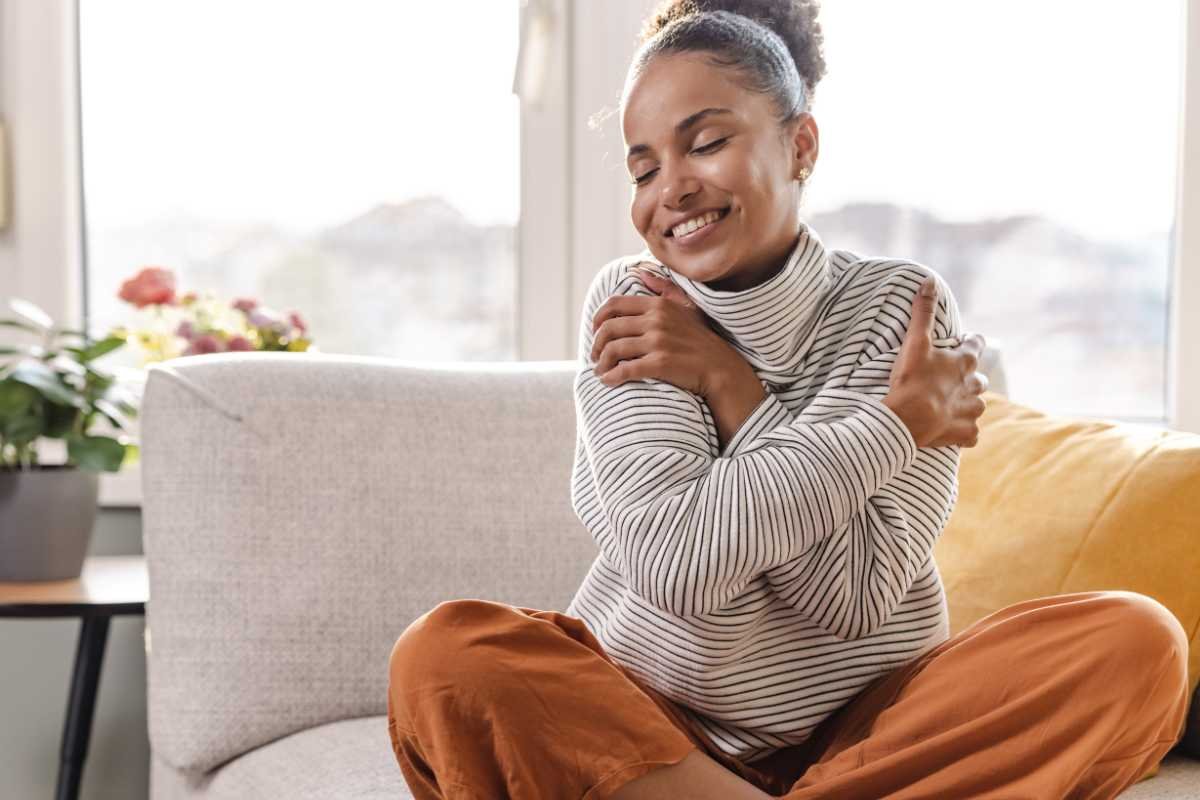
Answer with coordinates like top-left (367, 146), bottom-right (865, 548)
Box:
top-left (704, 227), bottom-right (802, 293)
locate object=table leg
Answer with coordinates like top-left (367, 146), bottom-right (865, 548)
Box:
top-left (56, 614), bottom-right (111, 800)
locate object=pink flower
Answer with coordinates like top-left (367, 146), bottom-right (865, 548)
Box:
top-left (226, 335), bottom-right (253, 351)
top-left (248, 307), bottom-right (287, 333)
top-left (183, 333), bottom-right (222, 355)
top-left (232, 297), bottom-right (258, 314)
top-left (118, 267), bottom-right (176, 308)
top-left (175, 320), bottom-right (195, 340)
top-left (287, 311), bottom-right (307, 335)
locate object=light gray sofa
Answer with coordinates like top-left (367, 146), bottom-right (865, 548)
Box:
top-left (139, 348), bottom-right (1198, 798)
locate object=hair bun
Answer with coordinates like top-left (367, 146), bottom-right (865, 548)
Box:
top-left (639, 0), bottom-right (826, 101)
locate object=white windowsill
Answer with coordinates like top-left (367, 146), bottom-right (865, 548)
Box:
top-left (99, 463), bottom-right (142, 508)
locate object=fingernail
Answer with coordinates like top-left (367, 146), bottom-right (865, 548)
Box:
top-left (921, 277), bottom-right (937, 298)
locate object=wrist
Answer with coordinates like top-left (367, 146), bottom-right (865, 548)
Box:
top-left (882, 392), bottom-right (923, 447)
top-left (703, 354), bottom-right (756, 400)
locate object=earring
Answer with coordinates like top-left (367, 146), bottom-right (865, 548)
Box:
top-left (798, 167), bottom-right (811, 182)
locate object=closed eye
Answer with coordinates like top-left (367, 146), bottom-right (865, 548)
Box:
top-left (693, 137), bottom-right (728, 154)
top-left (631, 137), bottom-right (731, 186)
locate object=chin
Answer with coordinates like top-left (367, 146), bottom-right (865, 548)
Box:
top-left (664, 244), bottom-right (738, 283)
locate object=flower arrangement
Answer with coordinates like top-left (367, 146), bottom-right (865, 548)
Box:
top-left (115, 266), bottom-right (315, 366)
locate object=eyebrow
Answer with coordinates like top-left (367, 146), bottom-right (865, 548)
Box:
top-left (626, 107), bottom-right (734, 161)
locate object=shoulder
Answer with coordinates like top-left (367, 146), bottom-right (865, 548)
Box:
top-left (578, 252), bottom-right (661, 343)
top-left (582, 252), bottom-right (659, 313)
top-left (827, 249), bottom-right (964, 350)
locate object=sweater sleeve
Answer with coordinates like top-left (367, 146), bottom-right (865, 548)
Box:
top-left (757, 269), bottom-right (963, 639)
top-left (572, 258), bottom-right (962, 624)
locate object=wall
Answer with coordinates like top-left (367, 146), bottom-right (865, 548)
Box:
top-left (0, 0), bottom-right (83, 328)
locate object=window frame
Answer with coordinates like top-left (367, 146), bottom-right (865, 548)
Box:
top-left (1, 0), bottom-right (1197, 508)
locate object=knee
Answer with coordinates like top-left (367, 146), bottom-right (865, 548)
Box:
top-left (388, 599), bottom-right (513, 692)
top-left (1087, 591), bottom-right (1188, 695)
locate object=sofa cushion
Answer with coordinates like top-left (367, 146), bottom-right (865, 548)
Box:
top-left (146, 716), bottom-right (1200, 798)
top-left (150, 716), bottom-right (409, 799)
top-left (933, 390), bottom-right (1200, 763)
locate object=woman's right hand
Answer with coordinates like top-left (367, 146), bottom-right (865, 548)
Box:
top-left (882, 277), bottom-right (989, 448)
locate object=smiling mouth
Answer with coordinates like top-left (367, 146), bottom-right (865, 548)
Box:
top-left (666, 206), bottom-right (731, 238)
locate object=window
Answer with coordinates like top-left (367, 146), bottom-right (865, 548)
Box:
top-left (806, 0), bottom-right (1185, 422)
top-left (80, 0), bottom-right (521, 366)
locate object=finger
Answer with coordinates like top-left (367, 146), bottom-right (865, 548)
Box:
top-left (590, 314), bottom-right (647, 363)
top-left (658, 283), bottom-right (696, 308)
top-left (598, 354), bottom-right (644, 387)
top-left (898, 277), bottom-right (937, 364)
top-left (592, 295), bottom-right (653, 333)
top-left (958, 331), bottom-right (986, 356)
top-left (636, 269), bottom-right (697, 308)
top-left (634, 269), bottom-right (664, 293)
top-left (604, 349), bottom-right (672, 388)
top-left (965, 370), bottom-right (990, 395)
top-left (915, 277), bottom-right (938, 340)
top-left (971, 393), bottom-right (987, 418)
top-left (595, 335), bottom-right (648, 378)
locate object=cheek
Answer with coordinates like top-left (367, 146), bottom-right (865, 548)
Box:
top-left (630, 192), bottom-right (654, 237)
top-left (734, 160), bottom-right (778, 216)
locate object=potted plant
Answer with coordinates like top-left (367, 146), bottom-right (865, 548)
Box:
top-left (0, 298), bottom-right (138, 581)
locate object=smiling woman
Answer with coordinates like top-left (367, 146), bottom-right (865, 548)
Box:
top-left (384, 2), bottom-right (1191, 798)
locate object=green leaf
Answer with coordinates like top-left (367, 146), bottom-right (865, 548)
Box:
top-left (93, 397), bottom-right (133, 431)
top-left (2, 413), bottom-right (42, 445)
top-left (66, 434), bottom-right (128, 472)
top-left (9, 361), bottom-right (82, 408)
top-left (122, 442), bottom-right (140, 467)
top-left (51, 328), bottom-right (92, 340)
top-left (0, 378), bottom-right (38, 418)
top-left (49, 355), bottom-right (88, 377)
top-left (8, 298), bottom-right (54, 331)
top-left (0, 344), bottom-right (49, 360)
top-left (43, 401), bottom-right (79, 438)
top-left (77, 335), bottom-right (126, 362)
top-left (0, 319), bottom-right (44, 337)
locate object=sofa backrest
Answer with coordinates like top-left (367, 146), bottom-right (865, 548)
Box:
top-left (140, 347), bottom-right (1008, 773)
top-left (140, 354), bottom-right (596, 772)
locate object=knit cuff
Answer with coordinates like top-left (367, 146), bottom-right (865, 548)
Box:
top-left (832, 389), bottom-right (920, 476)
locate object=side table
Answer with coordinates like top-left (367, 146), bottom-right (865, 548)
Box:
top-left (0, 555), bottom-right (148, 800)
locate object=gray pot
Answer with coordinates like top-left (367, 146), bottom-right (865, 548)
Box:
top-left (0, 464), bottom-right (99, 581)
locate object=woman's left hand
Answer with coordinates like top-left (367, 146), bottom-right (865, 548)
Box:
top-left (590, 266), bottom-right (734, 397)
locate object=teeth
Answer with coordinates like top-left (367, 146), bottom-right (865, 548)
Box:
top-left (672, 209), bottom-right (724, 238)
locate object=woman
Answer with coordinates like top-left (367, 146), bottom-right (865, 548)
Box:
top-left (387, 2), bottom-right (1190, 798)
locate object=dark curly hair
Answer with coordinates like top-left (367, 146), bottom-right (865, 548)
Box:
top-left (629, 0), bottom-right (827, 122)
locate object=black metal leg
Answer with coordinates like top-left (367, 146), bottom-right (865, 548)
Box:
top-left (56, 614), bottom-right (111, 800)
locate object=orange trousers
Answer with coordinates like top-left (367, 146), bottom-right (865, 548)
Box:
top-left (387, 590), bottom-right (1190, 799)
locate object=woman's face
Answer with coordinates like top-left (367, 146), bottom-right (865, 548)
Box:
top-left (622, 51), bottom-right (819, 292)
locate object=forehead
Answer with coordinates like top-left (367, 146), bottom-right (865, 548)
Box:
top-left (621, 51), bottom-right (760, 144)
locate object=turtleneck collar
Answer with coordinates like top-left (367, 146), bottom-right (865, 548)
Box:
top-left (631, 220), bottom-right (833, 378)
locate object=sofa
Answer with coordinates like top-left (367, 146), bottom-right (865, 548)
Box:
top-left (139, 347), bottom-right (1199, 798)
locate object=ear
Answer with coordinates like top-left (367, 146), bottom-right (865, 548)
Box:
top-left (790, 112), bottom-right (820, 180)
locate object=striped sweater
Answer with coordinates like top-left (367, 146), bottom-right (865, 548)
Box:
top-left (564, 220), bottom-right (965, 763)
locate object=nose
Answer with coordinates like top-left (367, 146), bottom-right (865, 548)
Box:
top-left (659, 156), bottom-right (701, 210)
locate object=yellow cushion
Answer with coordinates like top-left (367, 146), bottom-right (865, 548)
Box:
top-left (934, 391), bottom-right (1200, 779)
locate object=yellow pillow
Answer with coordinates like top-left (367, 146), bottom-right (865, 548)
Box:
top-left (933, 391), bottom-right (1200, 777)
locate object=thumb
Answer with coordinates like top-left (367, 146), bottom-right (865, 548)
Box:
top-left (639, 270), bottom-right (696, 308)
top-left (898, 277), bottom-right (937, 362)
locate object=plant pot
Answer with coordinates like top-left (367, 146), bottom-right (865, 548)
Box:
top-left (0, 464), bottom-right (99, 581)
